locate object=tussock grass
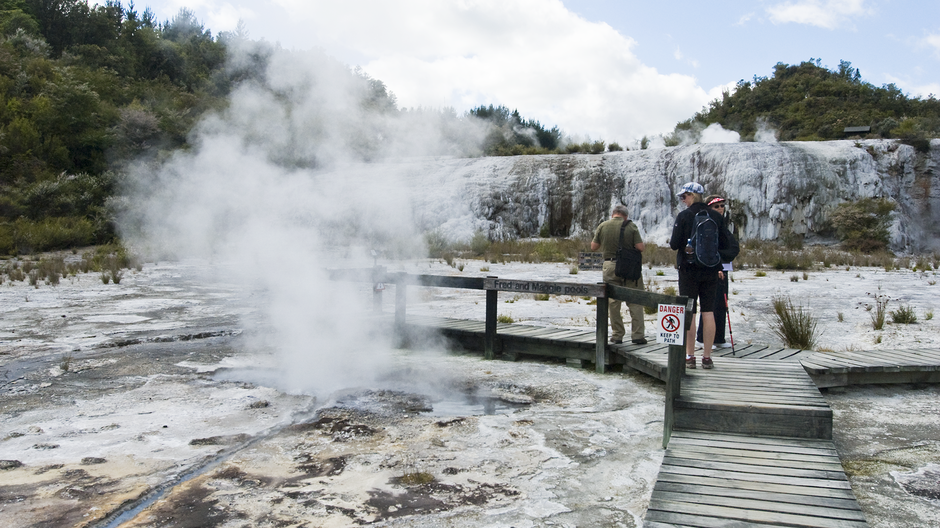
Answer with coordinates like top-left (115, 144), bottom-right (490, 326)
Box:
top-left (399, 471), bottom-right (435, 485)
top-left (424, 233), bottom-right (937, 280)
top-left (890, 305), bottom-right (917, 324)
top-left (868, 293), bottom-right (889, 330)
top-left (771, 295), bottom-right (819, 350)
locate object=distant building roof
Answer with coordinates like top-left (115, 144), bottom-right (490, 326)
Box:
top-left (843, 126), bottom-right (871, 134)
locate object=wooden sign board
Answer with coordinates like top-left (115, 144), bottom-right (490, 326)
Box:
top-left (483, 278), bottom-right (606, 298)
top-left (578, 252), bottom-right (604, 271)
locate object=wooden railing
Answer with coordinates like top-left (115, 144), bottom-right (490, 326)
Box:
top-left (328, 267), bottom-right (694, 447)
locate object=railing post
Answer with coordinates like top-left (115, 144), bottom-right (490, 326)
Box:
top-left (663, 344), bottom-right (684, 448)
top-left (663, 297), bottom-right (695, 448)
top-left (484, 276), bottom-right (497, 360)
top-left (595, 283), bottom-right (608, 373)
top-left (372, 265), bottom-right (386, 314)
top-left (395, 278), bottom-right (407, 331)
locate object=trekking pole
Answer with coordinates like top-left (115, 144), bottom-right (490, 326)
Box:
top-left (725, 293), bottom-right (735, 356)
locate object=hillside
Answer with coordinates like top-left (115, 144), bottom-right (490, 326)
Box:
top-left (672, 59), bottom-right (940, 146)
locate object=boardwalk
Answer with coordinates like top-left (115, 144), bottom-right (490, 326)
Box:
top-left (328, 269), bottom-right (939, 527)
top-left (394, 315), bottom-right (940, 527)
top-left (646, 431), bottom-right (868, 528)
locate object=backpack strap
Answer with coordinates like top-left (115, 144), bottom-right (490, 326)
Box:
top-left (617, 219), bottom-right (632, 253)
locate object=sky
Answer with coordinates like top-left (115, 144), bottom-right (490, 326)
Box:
top-left (134, 0), bottom-right (940, 144)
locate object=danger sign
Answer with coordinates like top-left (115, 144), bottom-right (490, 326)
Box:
top-left (657, 304), bottom-right (685, 345)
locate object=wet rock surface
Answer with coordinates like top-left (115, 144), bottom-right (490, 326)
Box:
top-left (827, 384), bottom-right (940, 527)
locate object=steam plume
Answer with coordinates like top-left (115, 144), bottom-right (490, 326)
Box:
top-left (119, 41), bottom-right (458, 395)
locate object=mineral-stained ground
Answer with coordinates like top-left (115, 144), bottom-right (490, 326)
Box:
top-left (1, 259), bottom-right (938, 527)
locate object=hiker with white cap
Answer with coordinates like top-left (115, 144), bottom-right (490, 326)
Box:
top-left (669, 182), bottom-right (735, 369)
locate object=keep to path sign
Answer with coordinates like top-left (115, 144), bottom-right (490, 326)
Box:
top-left (657, 304), bottom-right (685, 345)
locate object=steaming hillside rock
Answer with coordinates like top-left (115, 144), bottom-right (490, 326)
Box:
top-left (359, 139), bottom-right (939, 252)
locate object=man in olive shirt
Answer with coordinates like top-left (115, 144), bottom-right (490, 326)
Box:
top-left (591, 204), bottom-right (647, 344)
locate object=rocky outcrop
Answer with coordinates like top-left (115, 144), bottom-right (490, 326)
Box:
top-left (350, 139), bottom-right (940, 252)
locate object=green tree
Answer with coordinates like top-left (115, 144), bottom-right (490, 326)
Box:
top-left (674, 59), bottom-right (940, 142)
top-left (829, 198), bottom-right (896, 253)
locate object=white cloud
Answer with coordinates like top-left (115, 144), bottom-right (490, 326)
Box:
top-left (884, 74), bottom-right (940, 99)
top-left (766, 0), bottom-right (870, 30)
top-left (134, 0), bottom-right (256, 31)
top-left (263, 0), bottom-right (710, 142)
top-left (706, 81), bottom-right (738, 103)
top-left (924, 33), bottom-right (940, 58)
top-left (736, 12), bottom-right (755, 25)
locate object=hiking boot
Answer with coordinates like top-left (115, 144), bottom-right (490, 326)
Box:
top-left (702, 357), bottom-right (714, 369)
top-left (610, 338), bottom-right (623, 344)
top-left (632, 338), bottom-right (648, 345)
top-left (686, 355), bottom-right (696, 369)
top-left (715, 342), bottom-right (733, 349)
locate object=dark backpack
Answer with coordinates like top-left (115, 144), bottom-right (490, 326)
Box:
top-left (615, 220), bottom-right (643, 281)
top-left (689, 210), bottom-right (721, 268)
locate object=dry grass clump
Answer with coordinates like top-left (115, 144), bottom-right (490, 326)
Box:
top-left (1, 245), bottom-right (142, 287)
top-left (890, 305), bottom-right (917, 324)
top-left (771, 295), bottom-right (819, 350)
top-left (399, 471), bottom-right (435, 485)
top-left (426, 231), bottom-right (939, 280)
top-left (866, 293), bottom-right (890, 330)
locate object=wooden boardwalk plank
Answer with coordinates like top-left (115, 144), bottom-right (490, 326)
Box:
top-left (647, 431), bottom-right (868, 528)
top-left (646, 499), bottom-right (868, 528)
top-left (652, 490), bottom-right (865, 520)
top-left (653, 481), bottom-right (860, 510)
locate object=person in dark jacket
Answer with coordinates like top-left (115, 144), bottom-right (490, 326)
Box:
top-left (669, 182), bottom-right (734, 369)
top-left (696, 195), bottom-right (739, 348)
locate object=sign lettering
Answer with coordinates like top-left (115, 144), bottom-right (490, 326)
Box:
top-left (657, 304), bottom-right (686, 345)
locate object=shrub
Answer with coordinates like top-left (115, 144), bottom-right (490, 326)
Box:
top-left (0, 217), bottom-right (96, 255)
top-left (496, 314), bottom-right (514, 324)
top-left (771, 251), bottom-right (811, 270)
top-left (830, 198), bottom-right (896, 253)
top-left (890, 305), bottom-right (917, 324)
top-left (641, 243), bottom-right (678, 267)
top-left (470, 231), bottom-right (490, 256)
top-left (424, 230), bottom-right (448, 258)
top-left (755, 270), bottom-right (767, 277)
top-left (608, 142), bottom-right (623, 151)
top-left (771, 295), bottom-right (819, 350)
